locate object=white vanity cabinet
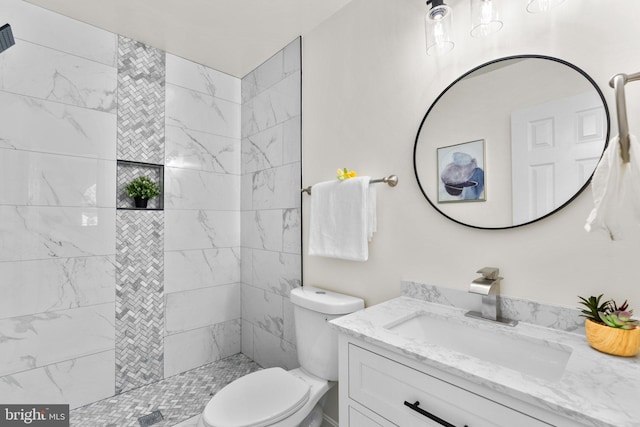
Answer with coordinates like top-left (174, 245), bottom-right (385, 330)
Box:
top-left (338, 335), bottom-right (584, 427)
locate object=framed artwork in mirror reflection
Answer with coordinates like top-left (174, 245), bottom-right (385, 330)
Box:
top-left (437, 139), bottom-right (486, 203)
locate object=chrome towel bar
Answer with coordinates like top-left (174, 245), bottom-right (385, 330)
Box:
top-left (301, 174), bottom-right (398, 195)
top-left (610, 71), bottom-right (640, 163)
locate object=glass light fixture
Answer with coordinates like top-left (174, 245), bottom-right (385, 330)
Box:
top-left (526, 0), bottom-right (566, 13)
top-left (470, 0), bottom-right (503, 37)
top-left (425, 0), bottom-right (454, 56)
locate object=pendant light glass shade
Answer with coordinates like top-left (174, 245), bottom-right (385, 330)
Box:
top-left (526, 0), bottom-right (566, 13)
top-left (425, 1), bottom-right (454, 56)
top-left (470, 0), bottom-right (503, 37)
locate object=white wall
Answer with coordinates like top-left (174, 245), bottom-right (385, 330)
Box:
top-left (302, 0), bottom-right (640, 308)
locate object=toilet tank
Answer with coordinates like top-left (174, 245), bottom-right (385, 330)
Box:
top-left (290, 286), bottom-right (364, 381)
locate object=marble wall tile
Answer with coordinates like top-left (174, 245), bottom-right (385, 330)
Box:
top-left (240, 39), bottom-right (301, 370)
top-left (0, 40), bottom-right (117, 112)
top-left (165, 125), bottom-right (240, 175)
top-left (165, 167), bottom-right (240, 210)
top-left (165, 210), bottom-right (240, 251)
top-left (164, 43), bottom-right (242, 381)
top-left (164, 319), bottom-right (241, 377)
top-left (241, 73), bottom-right (301, 137)
top-left (0, 149), bottom-right (115, 207)
top-left (241, 38), bottom-right (300, 104)
top-left (166, 83), bottom-right (241, 139)
top-left (252, 250), bottom-right (301, 297)
top-left (283, 38), bottom-right (302, 76)
top-left (241, 247), bottom-right (252, 286)
top-left (0, 206), bottom-right (116, 262)
top-left (0, 91), bottom-right (117, 160)
top-left (252, 326), bottom-right (298, 370)
top-left (165, 248), bottom-right (240, 294)
top-left (0, 0), bottom-right (120, 407)
top-left (166, 54), bottom-right (241, 104)
top-left (241, 50), bottom-right (284, 104)
top-left (282, 208), bottom-right (301, 254)
top-left (282, 297), bottom-right (296, 345)
top-left (242, 124), bottom-right (284, 174)
top-left (252, 162), bottom-right (301, 210)
top-left (241, 320), bottom-right (254, 359)
top-left (0, 303), bottom-right (115, 377)
top-left (241, 210), bottom-right (283, 251)
top-left (0, 256), bottom-right (115, 320)
top-left (240, 211), bottom-right (251, 248)
top-left (0, 350), bottom-right (115, 409)
top-left (165, 283), bottom-right (241, 334)
top-left (241, 284), bottom-right (284, 338)
top-left (241, 75), bottom-right (257, 106)
top-left (0, 0), bottom-right (117, 66)
top-left (282, 116), bottom-right (301, 165)
top-left (241, 173), bottom-right (253, 211)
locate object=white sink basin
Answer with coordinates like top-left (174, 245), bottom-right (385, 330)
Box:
top-left (384, 312), bottom-right (572, 381)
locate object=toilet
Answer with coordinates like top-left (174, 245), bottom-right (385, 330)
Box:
top-left (196, 285), bottom-right (364, 427)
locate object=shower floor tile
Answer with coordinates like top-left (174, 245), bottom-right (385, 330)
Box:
top-left (70, 353), bottom-right (261, 427)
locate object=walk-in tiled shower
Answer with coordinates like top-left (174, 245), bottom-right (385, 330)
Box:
top-left (0, 0), bottom-right (301, 421)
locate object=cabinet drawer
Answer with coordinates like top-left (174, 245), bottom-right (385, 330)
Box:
top-left (349, 407), bottom-right (387, 427)
top-left (348, 344), bottom-right (550, 427)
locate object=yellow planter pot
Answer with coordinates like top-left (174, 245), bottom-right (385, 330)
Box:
top-left (585, 319), bottom-right (640, 357)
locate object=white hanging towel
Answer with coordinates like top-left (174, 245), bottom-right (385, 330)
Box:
top-left (308, 176), bottom-right (376, 261)
top-left (585, 135), bottom-right (640, 240)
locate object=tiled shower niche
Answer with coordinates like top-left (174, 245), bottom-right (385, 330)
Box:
top-left (117, 160), bottom-right (164, 210)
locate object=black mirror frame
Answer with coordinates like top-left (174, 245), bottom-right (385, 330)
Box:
top-left (413, 54), bottom-right (610, 230)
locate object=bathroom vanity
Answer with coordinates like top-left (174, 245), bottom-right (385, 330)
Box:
top-left (331, 285), bottom-right (640, 427)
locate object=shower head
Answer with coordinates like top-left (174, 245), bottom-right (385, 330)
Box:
top-left (0, 24), bottom-right (15, 54)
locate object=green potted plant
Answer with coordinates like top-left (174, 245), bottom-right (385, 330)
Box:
top-left (578, 294), bottom-right (640, 357)
top-left (126, 176), bottom-right (161, 208)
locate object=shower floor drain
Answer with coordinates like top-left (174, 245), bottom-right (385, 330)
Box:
top-left (138, 410), bottom-right (164, 427)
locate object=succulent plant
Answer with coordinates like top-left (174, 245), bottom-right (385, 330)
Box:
top-left (612, 299), bottom-right (630, 312)
top-left (578, 294), bottom-right (611, 322)
top-left (599, 311), bottom-right (639, 330)
top-left (578, 294), bottom-right (639, 330)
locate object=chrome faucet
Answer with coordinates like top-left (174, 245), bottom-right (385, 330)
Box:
top-left (465, 267), bottom-right (518, 326)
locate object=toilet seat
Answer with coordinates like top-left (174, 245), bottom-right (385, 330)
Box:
top-left (202, 367), bottom-right (311, 427)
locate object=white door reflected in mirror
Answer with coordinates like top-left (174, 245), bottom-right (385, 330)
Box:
top-left (511, 92), bottom-right (606, 224)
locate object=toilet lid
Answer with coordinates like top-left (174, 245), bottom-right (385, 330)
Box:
top-left (203, 367), bottom-right (310, 427)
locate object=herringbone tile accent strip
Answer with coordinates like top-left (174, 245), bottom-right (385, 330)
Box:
top-left (117, 36), bottom-right (165, 164)
top-left (70, 354), bottom-right (261, 427)
top-left (115, 210), bottom-right (165, 394)
top-left (115, 35), bottom-right (167, 395)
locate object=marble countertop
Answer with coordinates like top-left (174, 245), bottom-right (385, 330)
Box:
top-left (330, 296), bottom-right (640, 427)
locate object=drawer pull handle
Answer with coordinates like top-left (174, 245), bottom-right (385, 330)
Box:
top-left (403, 400), bottom-right (465, 427)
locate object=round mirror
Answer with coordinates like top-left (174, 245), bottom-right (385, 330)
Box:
top-left (413, 55), bottom-right (610, 229)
